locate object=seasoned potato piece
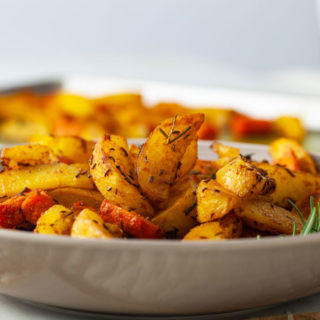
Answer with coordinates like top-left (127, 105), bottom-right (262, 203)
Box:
top-left (91, 135), bottom-right (154, 217)
top-left (184, 213), bottom-right (242, 240)
top-left (197, 179), bottom-right (240, 223)
top-left (71, 208), bottom-right (114, 239)
top-left (100, 200), bottom-right (163, 239)
top-left (190, 159), bottom-right (217, 184)
top-left (269, 138), bottom-right (316, 174)
top-left (34, 204), bottom-right (74, 235)
top-left (257, 162), bottom-right (320, 208)
top-left (48, 188), bottom-right (104, 210)
top-left (137, 113), bottom-right (204, 209)
top-left (1, 144), bottom-right (58, 169)
top-left (177, 139), bottom-right (198, 179)
top-left (0, 163), bottom-right (93, 197)
top-left (216, 156), bottom-right (276, 198)
top-left (128, 144), bottom-right (140, 174)
top-left (28, 134), bottom-right (95, 163)
top-left (235, 199), bottom-right (303, 235)
top-left (152, 177), bottom-right (197, 239)
top-left (211, 142), bottom-right (240, 170)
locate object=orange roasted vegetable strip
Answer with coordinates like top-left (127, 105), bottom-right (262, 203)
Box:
top-left (100, 200), bottom-right (163, 239)
top-left (230, 114), bottom-right (272, 137)
top-left (0, 195), bottom-right (26, 228)
top-left (21, 190), bottom-right (55, 225)
top-left (0, 190), bottom-right (55, 228)
top-left (273, 149), bottom-right (301, 172)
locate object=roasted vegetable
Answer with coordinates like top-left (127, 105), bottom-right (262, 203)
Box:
top-left (34, 204), bottom-right (74, 235)
top-left (71, 208), bottom-right (115, 239)
top-left (0, 163), bottom-right (93, 197)
top-left (137, 113), bottom-right (204, 209)
top-left (0, 195), bottom-right (26, 228)
top-left (211, 141), bottom-right (240, 169)
top-left (91, 134), bottom-right (154, 217)
top-left (273, 116), bottom-right (305, 143)
top-left (216, 156), bottom-right (276, 198)
top-left (235, 199), bottom-right (303, 235)
top-left (269, 138), bottom-right (317, 174)
top-left (1, 144), bottom-right (58, 169)
top-left (28, 134), bottom-right (95, 163)
top-left (184, 213), bottom-right (242, 240)
top-left (257, 162), bottom-right (320, 208)
top-left (100, 200), bottom-right (163, 239)
top-left (197, 179), bottom-right (240, 223)
top-left (48, 188), bottom-right (104, 210)
top-left (152, 177), bottom-right (197, 238)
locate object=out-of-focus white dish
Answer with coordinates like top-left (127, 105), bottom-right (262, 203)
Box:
top-left (0, 141), bottom-right (320, 316)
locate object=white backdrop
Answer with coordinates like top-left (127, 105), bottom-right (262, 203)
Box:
top-left (0, 0), bottom-right (319, 92)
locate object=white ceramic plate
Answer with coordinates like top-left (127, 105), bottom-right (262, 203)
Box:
top-left (0, 141), bottom-right (320, 316)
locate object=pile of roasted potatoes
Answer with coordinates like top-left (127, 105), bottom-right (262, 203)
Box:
top-left (0, 91), bottom-right (305, 144)
top-left (0, 113), bottom-right (317, 240)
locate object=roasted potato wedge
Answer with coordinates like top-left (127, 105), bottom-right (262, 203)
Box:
top-left (48, 188), bottom-right (104, 210)
top-left (34, 204), bottom-right (74, 235)
top-left (295, 190), bottom-right (320, 219)
top-left (100, 200), bottom-right (163, 239)
top-left (177, 139), bottom-right (198, 179)
top-left (152, 177), bottom-right (197, 239)
top-left (216, 156), bottom-right (276, 198)
top-left (235, 199), bottom-right (303, 235)
top-left (0, 163), bottom-right (93, 197)
top-left (184, 213), bottom-right (242, 240)
top-left (1, 144), bottom-right (58, 169)
top-left (71, 208), bottom-right (115, 239)
top-left (257, 162), bottom-right (320, 208)
top-left (137, 113), bottom-right (204, 209)
top-left (269, 138), bottom-right (317, 174)
top-left (211, 142), bottom-right (240, 169)
top-left (28, 134), bottom-right (95, 163)
top-left (91, 134), bottom-right (154, 217)
top-left (197, 179), bottom-right (240, 223)
top-left (273, 116), bottom-right (305, 143)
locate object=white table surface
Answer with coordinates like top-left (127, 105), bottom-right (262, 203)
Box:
top-left (1, 292), bottom-right (320, 319)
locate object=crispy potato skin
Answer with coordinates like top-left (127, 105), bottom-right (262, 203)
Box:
top-left (137, 113), bottom-right (204, 209)
top-left (100, 200), bottom-right (163, 239)
top-left (257, 162), bottom-right (320, 208)
top-left (48, 188), bottom-right (104, 210)
top-left (177, 139), bottom-right (198, 179)
top-left (0, 195), bottom-right (26, 228)
top-left (34, 204), bottom-right (74, 235)
top-left (269, 138), bottom-right (317, 174)
top-left (21, 190), bottom-right (55, 225)
top-left (197, 179), bottom-right (240, 223)
top-left (184, 213), bottom-right (242, 240)
top-left (1, 144), bottom-right (58, 169)
top-left (71, 208), bottom-right (114, 239)
top-left (28, 134), bottom-right (95, 164)
top-left (216, 156), bottom-right (276, 198)
top-left (91, 135), bottom-right (154, 217)
top-left (0, 163), bottom-right (93, 197)
top-left (152, 177), bottom-right (197, 238)
top-left (236, 199), bottom-right (303, 235)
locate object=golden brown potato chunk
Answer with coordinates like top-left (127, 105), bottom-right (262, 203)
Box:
top-left (1, 144), bottom-right (58, 169)
top-left (257, 162), bottom-right (320, 208)
top-left (235, 199), bottom-right (303, 235)
top-left (71, 208), bottom-right (115, 239)
top-left (34, 204), bottom-right (74, 235)
top-left (137, 113), bottom-right (204, 209)
top-left (197, 179), bottom-right (240, 223)
top-left (0, 163), bottom-right (93, 197)
top-left (28, 134), bottom-right (95, 163)
top-left (91, 134), bottom-right (154, 217)
top-left (216, 156), bottom-right (276, 198)
top-left (152, 177), bottom-right (197, 238)
top-left (184, 213), bottom-right (242, 240)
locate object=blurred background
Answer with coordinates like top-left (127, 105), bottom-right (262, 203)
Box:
top-left (0, 0), bottom-right (320, 94)
top-left (0, 0), bottom-right (320, 150)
